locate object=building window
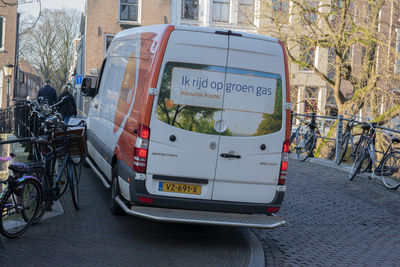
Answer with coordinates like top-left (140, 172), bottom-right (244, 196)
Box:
top-left (395, 29), bottom-right (400, 75)
top-left (300, 44), bottom-right (316, 71)
top-left (181, 0), bottom-right (199, 20)
top-left (272, 0), bottom-right (289, 12)
top-left (104, 34), bottom-right (115, 57)
top-left (0, 70), bottom-right (2, 105)
top-left (304, 87), bottom-right (318, 113)
top-left (0, 17), bottom-right (4, 50)
top-left (326, 88), bottom-right (338, 116)
top-left (238, 0), bottom-right (254, 24)
top-left (119, 0), bottom-right (140, 22)
top-left (271, 0), bottom-right (289, 24)
top-left (302, 0), bottom-right (319, 25)
top-left (213, 0), bottom-right (230, 22)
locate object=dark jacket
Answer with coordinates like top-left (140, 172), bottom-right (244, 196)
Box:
top-left (37, 84), bottom-right (58, 105)
top-left (58, 92), bottom-right (77, 117)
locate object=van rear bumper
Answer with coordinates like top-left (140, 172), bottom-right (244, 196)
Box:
top-left (116, 196), bottom-right (285, 229)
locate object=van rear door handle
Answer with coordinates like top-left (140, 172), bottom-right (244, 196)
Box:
top-left (220, 153), bottom-right (241, 159)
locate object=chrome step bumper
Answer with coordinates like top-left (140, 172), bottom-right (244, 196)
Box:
top-left (115, 196), bottom-right (285, 229)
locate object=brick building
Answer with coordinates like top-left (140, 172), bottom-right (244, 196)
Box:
top-left (16, 58), bottom-right (42, 100)
top-left (0, 1), bottom-right (18, 108)
top-left (73, 0), bottom-right (400, 118)
top-left (258, 0), bottom-right (400, 118)
top-left (73, 0), bottom-right (170, 114)
top-left (170, 0), bottom-right (258, 32)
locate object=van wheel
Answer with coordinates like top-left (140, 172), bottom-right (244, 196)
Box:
top-left (111, 169), bottom-right (124, 215)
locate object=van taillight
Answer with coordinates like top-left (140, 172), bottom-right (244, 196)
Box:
top-left (133, 124), bottom-right (150, 173)
top-left (267, 206), bottom-right (280, 213)
top-left (279, 140), bottom-right (289, 185)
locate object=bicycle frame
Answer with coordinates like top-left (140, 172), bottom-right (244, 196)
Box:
top-left (42, 146), bottom-right (71, 200)
top-left (362, 129), bottom-right (394, 173)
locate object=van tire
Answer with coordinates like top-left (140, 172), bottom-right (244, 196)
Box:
top-left (110, 168), bottom-right (124, 215)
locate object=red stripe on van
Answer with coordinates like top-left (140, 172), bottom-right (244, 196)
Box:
top-left (278, 40), bottom-right (291, 141)
top-left (140, 25), bottom-right (175, 126)
top-left (115, 25), bottom-right (175, 168)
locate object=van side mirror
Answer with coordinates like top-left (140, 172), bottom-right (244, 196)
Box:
top-left (81, 77), bottom-right (98, 97)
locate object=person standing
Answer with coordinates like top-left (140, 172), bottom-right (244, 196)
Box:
top-left (58, 84), bottom-right (77, 125)
top-left (37, 79), bottom-right (58, 105)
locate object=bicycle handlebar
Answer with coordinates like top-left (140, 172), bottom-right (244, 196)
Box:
top-left (50, 96), bottom-right (67, 109)
top-left (0, 137), bottom-right (32, 145)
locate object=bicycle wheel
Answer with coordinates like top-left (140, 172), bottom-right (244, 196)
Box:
top-left (353, 137), bottom-right (372, 173)
top-left (349, 149), bottom-right (366, 181)
top-left (337, 132), bottom-right (349, 165)
top-left (296, 130), bottom-right (316, 162)
top-left (55, 157), bottom-right (68, 197)
top-left (33, 172), bottom-right (52, 224)
top-left (0, 178), bottom-right (42, 238)
top-left (379, 151), bottom-right (400, 190)
top-left (289, 132), bottom-right (297, 154)
top-left (352, 135), bottom-right (365, 160)
top-left (68, 160), bottom-right (80, 209)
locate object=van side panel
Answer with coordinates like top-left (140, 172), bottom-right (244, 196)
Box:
top-left (87, 25), bottom-right (174, 178)
top-left (118, 26), bottom-right (175, 169)
top-left (140, 25), bottom-right (175, 126)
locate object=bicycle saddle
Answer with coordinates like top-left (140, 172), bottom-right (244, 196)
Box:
top-left (8, 162), bottom-right (30, 174)
top-left (391, 137), bottom-right (400, 143)
top-left (361, 123), bottom-right (370, 130)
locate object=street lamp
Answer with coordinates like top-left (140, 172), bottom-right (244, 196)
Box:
top-left (3, 63), bottom-right (14, 107)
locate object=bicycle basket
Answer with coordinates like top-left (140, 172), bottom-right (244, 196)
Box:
top-left (51, 127), bottom-right (87, 157)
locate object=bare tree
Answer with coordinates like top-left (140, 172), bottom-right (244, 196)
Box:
top-left (258, 0), bottom-right (400, 121)
top-left (19, 8), bottom-right (80, 91)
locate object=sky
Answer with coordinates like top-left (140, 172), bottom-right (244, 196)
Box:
top-left (18, 0), bottom-right (85, 18)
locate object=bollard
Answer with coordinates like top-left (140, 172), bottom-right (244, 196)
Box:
top-left (334, 115), bottom-right (343, 164)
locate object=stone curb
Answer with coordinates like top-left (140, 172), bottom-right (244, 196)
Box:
top-left (289, 153), bottom-right (384, 184)
top-left (241, 229), bottom-right (265, 267)
top-left (41, 200), bottom-right (64, 221)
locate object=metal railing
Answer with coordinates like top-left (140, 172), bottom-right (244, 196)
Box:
top-left (0, 107), bottom-right (13, 134)
top-left (291, 112), bottom-right (400, 164)
top-left (291, 112), bottom-right (337, 142)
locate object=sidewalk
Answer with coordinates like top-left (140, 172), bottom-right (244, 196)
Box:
top-left (290, 153), bottom-right (385, 185)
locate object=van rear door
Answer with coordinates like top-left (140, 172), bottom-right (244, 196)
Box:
top-left (211, 35), bottom-right (286, 203)
top-left (146, 29), bottom-right (228, 200)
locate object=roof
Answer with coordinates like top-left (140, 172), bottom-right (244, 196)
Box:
top-left (114, 24), bottom-right (278, 43)
top-left (18, 58), bottom-right (39, 76)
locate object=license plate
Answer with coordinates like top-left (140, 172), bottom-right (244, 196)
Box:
top-left (158, 182), bottom-right (201, 195)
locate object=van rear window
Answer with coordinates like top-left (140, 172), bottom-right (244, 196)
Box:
top-left (156, 62), bottom-right (283, 136)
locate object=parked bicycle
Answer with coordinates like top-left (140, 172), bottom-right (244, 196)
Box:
top-left (349, 122), bottom-right (400, 189)
top-left (33, 120), bottom-right (86, 223)
top-left (290, 113), bottom-right (320, 161)
top-left (337, 113), bottom-right (371, 166)
top-left (0, 152), bottom-right (42, 238)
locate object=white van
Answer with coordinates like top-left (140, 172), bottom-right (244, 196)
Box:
top-left (81, 24), bottom-right (291, 228)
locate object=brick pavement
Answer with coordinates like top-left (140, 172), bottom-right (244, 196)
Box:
top-left (253, 158), bottom-right (400, 266)
top-left (0, 166), bottom-right (252, 267)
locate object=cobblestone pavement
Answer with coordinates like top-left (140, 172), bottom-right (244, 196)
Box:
top-left (0, 166), bottom-right (251, 266)
top-left (253, 159), bottom-right (400, 266)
